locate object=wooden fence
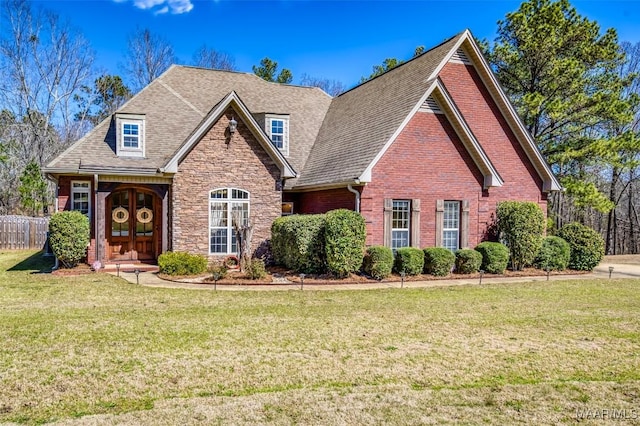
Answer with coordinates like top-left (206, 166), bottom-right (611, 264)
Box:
top-left (0, 216), bottom-right (50, 250)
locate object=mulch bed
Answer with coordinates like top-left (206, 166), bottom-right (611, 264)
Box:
top-left (157, 266), bottom-right (590, 286)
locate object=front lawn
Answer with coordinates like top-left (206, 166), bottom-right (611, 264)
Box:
top-left (1, 250), bottom-right (639, 424)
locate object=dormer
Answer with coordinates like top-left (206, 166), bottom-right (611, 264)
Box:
top-left (262, 113), bottom-right (290, 157)
top-left (115, 113), bottom-right (145, 158)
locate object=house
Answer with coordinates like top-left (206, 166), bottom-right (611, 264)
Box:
top-left (44, 30), bottom-right (560, 267)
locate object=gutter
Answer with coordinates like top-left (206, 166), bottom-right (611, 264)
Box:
top-left (347, 183), bottom-right (361, 213)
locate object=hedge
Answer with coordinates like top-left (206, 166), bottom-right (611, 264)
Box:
top-left (362, 246), bottom-right (394, 280)
top-left (394, 247), bottom-right (424, 276)
top-left (534, 236), bottom-right (571, 271)
top-left (324, 209), bottom-right (366, 277)
top-left (48, 211), bottom-right (90, 268)
top-left (271, 214), bottom-right (326, 274)
top-left (455, 249), bottom-right (482, 274)
top-left (474, 242), bottom-right (509, 274)
top-left (158, 251), bottom-right (207, 276)
top-left (497, 201), bottom-right (545, 270)
top-left (557, 222), bottom-right (605, 271)
top-left (423, 247), bottom-right (455, 276)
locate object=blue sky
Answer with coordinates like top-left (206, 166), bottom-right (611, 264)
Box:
top-left (32, 0), bottom-right (640, 89)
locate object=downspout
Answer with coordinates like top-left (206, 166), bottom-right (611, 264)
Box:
top-left (347, 183), bottom-right (361, 213)
top-left (94, 174), bottom-right (99, 266)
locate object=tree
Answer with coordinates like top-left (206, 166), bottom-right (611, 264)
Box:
top-left (0, 0), bottom-right (94, 213)
top-left (360, 45), bottom-right (425, 83)
top-left (75, 74), bottom-right (132, 126)
top-left (299, 74), bottom-right (346, 96)
top-left (18, 161), bottom-right (48, 216)
top-left (252, 57), bottom-right (293, 84)
top-left (484, 0), bottom-right (635, 217)
top-left (192, 45), bottom-right (236, 71)
top-left (122, 28), bottom-right (176, 92)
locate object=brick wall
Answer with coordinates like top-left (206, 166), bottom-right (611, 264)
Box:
top-left (172, 106), bottom-right (282, 261)
top-left (288, 187), bottom-right (357, 214)
top-left (358, 62), bottom-right (546, 248)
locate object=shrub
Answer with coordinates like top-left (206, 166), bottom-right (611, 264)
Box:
top-left (245, 258), bottom-right (267, 280)
top-left (474, 242), bottom-right (510, 274)
top-left (324, 209), bottom-right (366, 277)
top-left (271, 214), bottom-right (326, 274)
top-left (497, 201), bottom-right (545, 270)
top-left (394, 247), bottom-right (424, 276)
top-left (423, 247), bottom-right (455, 276)
top-left (455, 249), bottom-right (482, 274)
top-left (534, 236), bottom-right (571, 271)
top-left (362, 246), bottom-right (394, 280)
top-left (208, 263), bottom-right (228, 281)
top-left (158, 251), bottom-right (207, 276)
top-left (557, 222), bottom-right (605, 271)
top-left (48, 211), bottom-right (90, 268)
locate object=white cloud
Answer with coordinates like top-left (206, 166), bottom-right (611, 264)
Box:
top-left (118, 0), bottom-right (194, 14)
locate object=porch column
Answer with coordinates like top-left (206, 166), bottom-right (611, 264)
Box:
top-left (162, 187), bottom-right (169, 254)
top-left (96, 190), bottom-right (107, 264)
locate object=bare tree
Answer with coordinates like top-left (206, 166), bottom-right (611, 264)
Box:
top-left (299, 74), bottom-right (346, 97)
top-left (0, 0), bottom-right (95, 214)
top-left (122, 28), bottom-right (176, 92)
top-left (192, 45), bottom-right (236, 71)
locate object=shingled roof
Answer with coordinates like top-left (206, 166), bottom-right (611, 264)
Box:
top-left (45, 67), bottom-right (332, 176)
top-left (294, 33), bottom-right (464, 188)
top-left (46, 29), bottom-right (560, 192)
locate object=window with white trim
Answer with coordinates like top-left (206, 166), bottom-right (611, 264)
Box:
top-left (71, 181), bottom-right (90, 216)
top-left (209, 188), bottom-right (250, 254)
top-left (442, 201), bottom-right (460, 251)
top-left (122, 123), bottom-right (140, 149)
top-left (266, 115), bottom-right (289, 156)
top-left (391, 200), bottom-right (410, 250)
top-left (115, 113), bottom-right (145, 158)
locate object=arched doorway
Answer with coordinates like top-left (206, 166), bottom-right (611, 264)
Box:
top-left (106, 188), bottom-right (157, 261)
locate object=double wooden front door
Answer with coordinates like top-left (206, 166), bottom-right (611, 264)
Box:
top-left (107, 189), bottom-right (157, 261)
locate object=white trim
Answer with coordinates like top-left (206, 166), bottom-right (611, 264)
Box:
top-left (428, 30), bottom-right (561, 192)
top-left (115, 114), bottom-right (145, 158)
top-left (359, 80), bottom-right (438, 183)
top-left (265, 114), bottom-right (290, 157)
top-left (71, 180), bottom-right (91, 218)
top-left (162, 91), bottom-right (296, 178)
top-left (359, 79), bottom-right (503, 189)
top-left (391, 200), bottom-right (411, 250)
top-left (432, 79), bottom-right (503, 188)
top-left (442, 200), bottom-right (460, 251)
top-left (208, 188), bottom-right (250, 255)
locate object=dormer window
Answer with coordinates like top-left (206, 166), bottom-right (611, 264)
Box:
top-left (123, 123), bottom-right (140, 148)
top-left (265, 114), bottom-right (289, 157)
top-left (115, 113), bottom-right (145, 157)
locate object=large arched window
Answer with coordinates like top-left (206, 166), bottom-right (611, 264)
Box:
top-left (209, 188), bottom-right (250, 254)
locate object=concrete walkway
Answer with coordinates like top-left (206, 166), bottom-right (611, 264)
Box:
top-left (109, 261), bottom-right (640, 291)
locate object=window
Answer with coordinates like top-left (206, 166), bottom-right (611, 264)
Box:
top-left (442, 201), bottom-right (460, 251)
top-left (71, 181), bottom-right (90, 216)
top-left (115, 113), bottom-right (145, 157)
top-left (266, 115), bottom-right (289, 156)
top-left (391, 200), bottom-right (410, 250)
top-left (282, 202), bottom-right (294, 216)
top-left (122, 123), bottom-right (139, 149)
top-left (209, 188), bottom-right (250, 254)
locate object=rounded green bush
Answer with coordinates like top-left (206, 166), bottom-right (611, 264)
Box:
top-left (423, 247), bottom-right (455, 276)
top-left (48, 211), bottom-right (90, 268)
top-left (158, 251), bottom-right (207, 276)
top-left (534, 236), bottom-right (571, 271)
top-left (474, 242), bottom-right (509, 274)
top-left (270, 214), bottom-right (326, 274)
top-left (325, 209), bottom-right (366, 278)
top-left (557, 222), bottom-right (604, 271)
top-left (394, 247), bottom-right (424, 276)
top-left (362, 246), bottom-right (394, 280)
top-left (454, 249), bottom-right (482, 274)
top-left (497, 201), bottom-right (545, 270)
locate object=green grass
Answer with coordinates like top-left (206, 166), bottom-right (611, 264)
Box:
top-left (1, 250), bottom-right (640, 424)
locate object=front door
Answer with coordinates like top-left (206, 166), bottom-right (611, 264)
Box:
top-left (107, 189), bottom-right (156, 261)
